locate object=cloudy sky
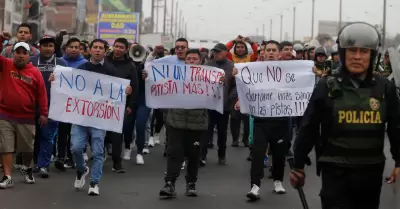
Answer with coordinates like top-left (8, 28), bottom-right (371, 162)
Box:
top-left (142, 0), bottom-right (400, 41)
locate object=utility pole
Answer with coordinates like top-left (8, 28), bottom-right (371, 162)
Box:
top-left (155, 0), bottom-right (159, 33)
top-left (382, 0), bottom-right (387, 48)
top-left (151, 0), bottom-right (155, 32)
top-left (170, 0), bottom-right (174, 36)
top-left (269, 18), bottom-right (272, 40)
top-left (293, 7), bottom-right (296, 42)
top-left (338, 0), bottom-right (342, 31)
top-left (178, 10), bottom-right (182, 37)
top-left (280, 14), bottom-right (283, 42)
top-left (185, 22), bottom-right (187, 38)
top-left (311, 0), bottom-right (315, 39)
top-left (262, 24), bottom-right (265, 38)
top-left (163, 0), bottom-right (167, 35)
top-left (174, 1), bottom-right (178, 40)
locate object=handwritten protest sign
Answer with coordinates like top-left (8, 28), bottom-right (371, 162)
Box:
top-left (49, 66), bottom-right (130, 133)
top-left (235, 61), bottom-right (315, 117)
top-left (145, 63), bottom-right (225, 113)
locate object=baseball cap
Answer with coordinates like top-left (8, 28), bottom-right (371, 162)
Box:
top-left (13, 42), bottom-right (30, 52)
top-left (39, 35), bottom-right (55, 44)
top-left (212, 43), bottom-right (228, 52)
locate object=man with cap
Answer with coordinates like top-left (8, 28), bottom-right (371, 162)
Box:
top-left (201, 43), bottom-right (236, 166)
top-left (0, 42), bottom-right (48, 189)
top-left (30, 35), bottom-right (67, 178)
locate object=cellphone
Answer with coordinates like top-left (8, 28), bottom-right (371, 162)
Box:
top-left (3, 40), bottom-right (8, 45)
top-left (324, 60), bottom-right (332, 71)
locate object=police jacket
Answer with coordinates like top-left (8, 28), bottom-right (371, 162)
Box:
top-left (293, 71), bottom-right (400, 169)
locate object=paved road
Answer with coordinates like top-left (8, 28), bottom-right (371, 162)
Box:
top-left (1, 134), bottom-right (399, 209)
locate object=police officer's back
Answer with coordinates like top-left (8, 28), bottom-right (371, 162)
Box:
top-left (290, 22), bottom-right (400, 209)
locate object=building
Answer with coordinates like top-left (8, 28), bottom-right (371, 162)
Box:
top-left (1, 0), bottom-right (26, 34)
top-left (318, 20), bottom-right (354, 37)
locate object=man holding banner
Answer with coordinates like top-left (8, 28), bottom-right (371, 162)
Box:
top-left (49, 39), bottom-right (132, 196)
top-left (233, 40), bottom-right (316, 201)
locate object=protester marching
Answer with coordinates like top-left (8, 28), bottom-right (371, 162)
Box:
top-left (2, 0), bottom-right (400, 208)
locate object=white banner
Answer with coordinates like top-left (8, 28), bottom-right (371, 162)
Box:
top-left (235, 60), bottom-right (315, 117)
top-left (145, 63), bottom-right (225, 113)
top-left (49, 66), bottom-right (130, 133)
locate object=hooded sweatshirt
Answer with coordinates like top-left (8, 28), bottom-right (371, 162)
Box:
top-left (61, 54), bottom-right (87, 68)
top-left (106, 53), bottom-right (139, 109)
top-left (226, 40), bottom-right (258, 63)
top-left (30, 54), bottom-right (68, 106)
top-left (0, 56), bottom-right (48, 124)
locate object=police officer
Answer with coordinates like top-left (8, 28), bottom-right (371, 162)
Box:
top-left (312, 47), bottom-right (328, 77)
top-left (293, 43), bottom-right (304, 60)
top-left (290, 22), bottom-right (400, 209)
top-left (330, 44), bottom-right (341, 74)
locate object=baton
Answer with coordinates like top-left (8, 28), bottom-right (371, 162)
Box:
top-left (287, 157), bottom-right (310, 209)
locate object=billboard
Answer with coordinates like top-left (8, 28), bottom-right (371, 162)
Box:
top-left (97, 12), bottom-right (140, 45)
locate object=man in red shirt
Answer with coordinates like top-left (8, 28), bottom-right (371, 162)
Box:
top-left (0, 42), bottom-right (48, 189)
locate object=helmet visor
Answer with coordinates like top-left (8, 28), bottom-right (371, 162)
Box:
top-left (338, 23), bottom-right (380, 50)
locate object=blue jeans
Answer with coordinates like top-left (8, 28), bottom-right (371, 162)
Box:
top-left (36, 119), bottom-right (58, 168)
top-left (135, 104), bottom-right (151, 154)
top-left (70, 125), bottom-right (106, 184)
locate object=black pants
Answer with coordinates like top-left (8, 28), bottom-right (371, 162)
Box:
top-left (230, 109), bottom-right (249, 144)
top-left (204, 110), bottom-right (230, 158)
top-left (57, 122), bottom-right (72, 160)
top-left (164, 126), bottom-right (204, 183)
top-left (123, 112), bottom-right (135, 149)
top-left (320, 164), bottom-right (384, 209)
top-left (150, 109), bottom-right (164, 137)
top-left (250, 119), bottom-right (289, 186)
top-left (105, 131), bottom-right (123, 166)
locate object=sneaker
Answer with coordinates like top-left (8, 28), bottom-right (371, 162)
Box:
top-left (273, 180), bottom-right (286, 194)
top-left (88, 182), bottom-right (100, 196)
top-left (199, 160), bottom-right (206, 167)
top-left (39, 167), bottom-right (50, 178)
top-left (143, 148), bottom-right (150, 154)
top-left (136, 154), bottom-right (144, 165)
top-left (218, 157), bottom-right (227, 165)
top-left (130, 142), bottom-right (135, 149)
top-left (148, 137), bottom-right (155, 147)
top-left (55, 159), bottom-right (67, 171)
top-left (74, 166), bottom-right (89, 189)
top-left (83, 153), bottom-right (89, 162)
top-left (159, 181), bottom-right (176, 198)
top-left (112, 164), bottom-right (126, 173)
top-left (181, 161), bottom-right (186, 170)
top-left (246, 184), bottom-right (260, 201)
top-left (154, 134), bottom-right (160, 145)
top-left (65, 158), bottom-right (75, 169)
top-left (0, 176), bottom-right (13, 189)
top-left (20, 167), bottom-right (35, 184)
top-left (123, 149), bottom-right (132, 160)
top-left (186, 182), bottom-right (198, 197)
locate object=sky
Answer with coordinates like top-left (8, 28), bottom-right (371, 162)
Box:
top-left (142, 0), bottom-right (400, 41)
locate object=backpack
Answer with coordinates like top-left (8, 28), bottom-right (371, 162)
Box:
top-left (5, 44), bottom-right (38, 58)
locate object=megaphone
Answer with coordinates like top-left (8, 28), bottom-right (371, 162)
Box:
top-left (129, 44), bottom-right (147, 62)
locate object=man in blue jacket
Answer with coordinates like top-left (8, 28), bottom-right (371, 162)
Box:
top-left (30, 35), bottom-right (67, 178)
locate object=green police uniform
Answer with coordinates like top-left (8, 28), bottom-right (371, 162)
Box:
top-left (319, 76), bottom-right (386, 165)
top-left (293, 22), bottom-right (400, 209)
